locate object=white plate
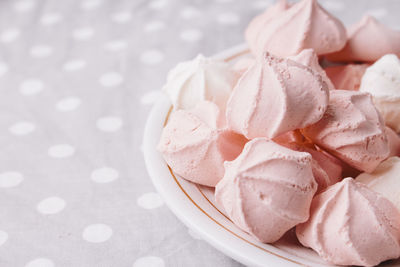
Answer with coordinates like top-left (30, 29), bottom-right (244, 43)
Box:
top-left (142, 45), bottom-right (399, 267)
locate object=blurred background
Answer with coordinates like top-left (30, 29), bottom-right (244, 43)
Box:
top-left (0, 0), bottom-right (399, 266)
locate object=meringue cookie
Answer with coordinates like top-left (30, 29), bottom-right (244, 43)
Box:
top-left (158, 101), bottom-right (247, 187)
top-left (327, 16), bottom-right (400, 62)
top-left (324, 63), bottom-right (369, 91)
top-left (356, 157), bottom-right (400, 211)
top-left (215, 138), bottom-right (317, 243)
top-left (302, 90), bottom-right (389, 173)
top-left (276, 141), bottom-right (342, 192)
top-left (359, 54), bottom-right (400, 132)
top-left (245, 0), bottom-right (291, 54)
top-left (246, 0), bottom-right (346, 57)
top-left (289, 49), bottom-right (335, 90)
top-left (163, 54), bottom-right (238, 111)
top-left (227, 53), bottom-right (329, 139)
top-left (296, 178), bottom-right (400, 267)
top-left (386, 127), bottom-right (400, 157)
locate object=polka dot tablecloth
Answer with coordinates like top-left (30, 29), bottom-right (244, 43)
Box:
top-left (0, 0), bottom-right (399, 266)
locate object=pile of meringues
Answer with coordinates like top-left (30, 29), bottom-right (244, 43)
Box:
top-left (157, 0), bottom-right (400, 265)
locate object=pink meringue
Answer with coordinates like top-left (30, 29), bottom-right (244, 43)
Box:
top-left (327, 16), bottom-right (400, 62)
top-left (227, 53), bottom-right (329, 139)
top-left (246, 0), bottom-right (346, 57)
top-left (158, 101), bottom-right (247, 187)
top-left (215, 138), bottom-right (317, 243)
top-left (289, 49), bottom-right (335, 90)
top-left (276, 140), bottom-right (342, 192)
top-left (324, 64), bottom-right (369, 91)
top-left (296, 178), bottom-right (400, 266)
top-left (245, 0), bottom-right (291, 54)
top-left (302, 90), bottom-right (390, 173)
top-left (386, 127), bottom-right (400, 157)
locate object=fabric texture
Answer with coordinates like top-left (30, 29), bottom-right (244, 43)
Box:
top-left (0, 0), bottom-right (398, 266)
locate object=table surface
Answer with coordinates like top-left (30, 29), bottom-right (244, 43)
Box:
top-left (0, 0), bottom-right (399, 266)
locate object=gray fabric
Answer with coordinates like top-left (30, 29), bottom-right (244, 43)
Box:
top-left (0, 0), bottom-right (399, 266)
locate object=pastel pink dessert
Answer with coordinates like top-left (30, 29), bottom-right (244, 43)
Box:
top-left (158, 101), bottom-right (247, 187)
top-left (245, 0), bottom-right (291, 55)
top-left (324, 64), bottom-right (369, 91)
top-left (274, 136), bottom-right (342, 192)
top-left (386, 127), bottom-right (400, 157)
top-left (289, 49), bottom-right (335, 90)
top-left (246, 0), bottom-right (346, 57)
top-left (327, 16), bottom-right (400, 62)
top-left (296, 178), bottom-right (400, 266)
top-left (302, 90), bottom-right (390, 173)
top-left (215, 138), bottom-right (317, 243)
top-left (227, 52), bottom-right (329, 139)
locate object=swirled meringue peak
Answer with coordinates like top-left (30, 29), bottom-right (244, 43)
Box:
top-left (246, 0), bottom-right (346, 57)
top-left (158, 101), bottom-right (247, 187)
top-left (325, 63), bottom-right (369, 91)
top-left (215, 138), bottom-right (317, 243)
top-left (359, 54), bottom-right (400, 132)
top-left (245, 0), bottom-right (291, 54)
top-left (327, 16), bottom-right (400, 62)
top-left (296, 178), bottom-right (400, 266)
top-left (356, 157), bottom-right (400, 211)
top-left (302, 90), bottom-right (390, 173)
top-left (163, 54), bottom-right (238, 111)
top-left (289, 49), bottom-right (335, 90)
top-left (226, 52), bottom-right (329, 139)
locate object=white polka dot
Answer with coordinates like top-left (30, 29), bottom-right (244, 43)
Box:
top-left (14, 0), bottom-right (35, 12)
top-left (30, 45), bottom-right (53, 58)
top-left (37, 197), bottom-right (66, 215)
top-left (99, 72), bottom-right (124, 87)
top-left (321, 1), bottom-right (344, 11)
top-left (56, 97), bottom-right (82, 112)
top-left (81, 0), bottom-right (102, 10)
top-left (48, 144), bottom-right (75, 158)
top-left (140, 50), bottom-right (164, 65)
top-left (188, 228), bottom-right (202, 240)
top-left (9, 121), bottom-right (36, 136)
top-left (104, 40), bottom-right (128, 52)
top-left (40, 13), bottom-right (63, 25)
top-left (144, 21), bottom-right (166, 33)
top-left (140, 90), bottom-right (162, 105)
top-left (180, 6), bottom-right (201, 19)
top-left (0, 231), bottom-right (8, 246)
top-left (0, 28), bottom-right (20, 43)
top-left (96, 116), bottom-right (123, 132)
top-left (217, 12), bottom-right (240, 25)
top-left (72, 27), bottom-right (94, 40)
top-left (19, 79), bottom-right (44, 96)
top-left (366, 8), bottom-right (388, 19)
top-left (63, 59), bottom-right (87, 71)
top-left (148, 0), bottom-right (168, 9)
top-left (180, 29), bottom-right (203, 42)
top-left (133, 256), bottom-right (165, 267)
top-left (82, 224), bottom-right (113, 243)
top-left (91, 167), bottom-right (119, 183)
top-left (25, 258), bottom-right (54, 267)
top-left (137, 193), bottom-right (164, 209)
top-left (111, 11), bottom-right (132, 23)
top-left (0, 172), bottom-right (24, 188)
top-left (0, 62), bottom-right (9, 77)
